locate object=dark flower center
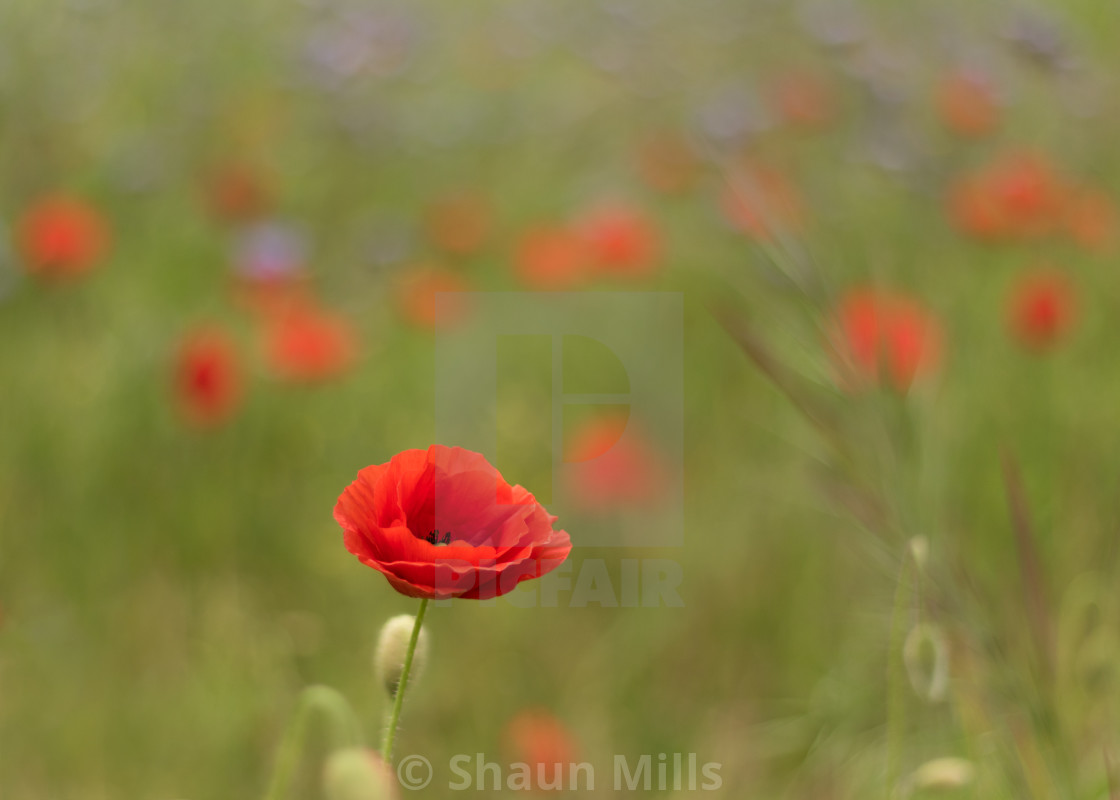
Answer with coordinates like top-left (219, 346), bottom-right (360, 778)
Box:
top-left (426, 529), bottom-right (452, 546)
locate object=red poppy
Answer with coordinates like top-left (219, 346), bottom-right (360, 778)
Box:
top-left (576, 204), bottom-right (660, 278)
top-left (1007, 269), bottom-right (1076, 352)
top-left (514, 226), bottom-right (590, 290)
top-left (504, 710), bottom-right (580, 793)
top-left (175, 328), bottom-right (243, 427)
top-left (830, 289), bottom-right (943, 392)
top-left (993, 152), bottom-right (1065, 236)
top-left (264, 304), bottom-right (358, 382)
top-left (396, 266), bottom-right (471, 329)
top-left (720, 165), bottom-right (804, 241)
top-left (947, 151), bottom-right (1066, 241)
top-left (947, 175), bottom-right (1007, 241)
top-left (334, 445), bottom-right (572, 600)
top-left (936, 71), bottom-right (1000, 138)
top-left (634, 132), bottom-right (698, 194)
top-left (1064, 187), bottom-right (1117, 253)
top-left (203, 162), bottom-right (270, 223)
top-left (768, 69), bottom-right (836, 129)
top-left (423, 189), bottom-right (491, 256)
top-left (16, 195), bottom-right (109, 279)
top-left (565, 415), bottom-right (670, 510)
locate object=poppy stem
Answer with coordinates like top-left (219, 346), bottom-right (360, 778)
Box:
top-left (380, 597), bottom-right (429, 764)
top-left (262, 685), bottom-right (363, 800)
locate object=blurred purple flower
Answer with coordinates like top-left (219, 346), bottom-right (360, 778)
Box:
top-left (232, 222), bottom-right (309, 283)
top-left (842, 44), bottom-right (926, 173)
top-left (797, 0), bottom-right (867, 47)
top-left (1001, 6), bottom-right (1077, 71)
top-left (302, 4), bottom-right (420, 86)
top-left (696, 84), bottom-right (772, 144)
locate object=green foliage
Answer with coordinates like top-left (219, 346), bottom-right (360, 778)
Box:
top-left (2, 1), bottom-right (1120, 798)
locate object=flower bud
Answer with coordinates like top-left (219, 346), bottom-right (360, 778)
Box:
top-left (903, 622), bottom-right (950, 702)
top-left (899, 757), bottom-right (975, 795)
top-left (323, 748), bottom-right (397, 800)
top-left (374, 614), bottom-right (428, 698)
top-left (909, 536), bottom-right (929, 571)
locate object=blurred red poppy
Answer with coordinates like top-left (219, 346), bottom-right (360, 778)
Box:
top-left (16, 195), bottom-right (109, 279)
top-left (1007, 269), bottom-right (1076, 352)
top-left (423, 189), bottom-right (491, 256)
top-left (203, 162), bottom-right (270, 223)
top-left (514, 226), bottom-right (589, 290)
top-left (264, 304), bottom-right (358, 382)
top-left (576, 204), bottom-right (660, 279)
top-left (721, 165), bottom-right (804, 241)
top-left (993, 152), bottom-right (1066, 237)
top-left (830, 289), bottom-right (943, 391)
top-left (504, 710), bottom-right (580, 793)
top-left (947, 175), bottom-right (1006, 241)
top-left (1064, 187), bottom-right (1117, 253)
top-left (768, 69), bottom-right (836, 129)
top-left (947, 151), bottom-right (1066, 241)
top-left (334, 445), bottom-right (572, 600)
top-left (397, 266), bottom-right (470, 329)
top-left (936, 71), bottom-right (1000, 138)
top-left (175, 328), bottom-right (243, 427)
top-left (565, 415), bottom-right (670, 510)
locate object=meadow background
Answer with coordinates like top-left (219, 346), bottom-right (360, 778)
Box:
top-left (3, 0), bottom-right (1120, 797)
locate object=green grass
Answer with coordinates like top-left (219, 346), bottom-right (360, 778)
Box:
top-left (3, 0), bottom-right (1120, 797)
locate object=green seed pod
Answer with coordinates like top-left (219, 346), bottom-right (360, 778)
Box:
top-left (323, 748), bottom-right (396, 800)
top-left (903, 622), bottom-right (949, 702)
top-left (909, 536), bottom-right (929, 572)
top-left (374, 614), bottom-right (428, 698)
top-left (898, 757), bottom-right (975, 796)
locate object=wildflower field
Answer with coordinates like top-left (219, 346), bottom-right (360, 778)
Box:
top-left (4, 0), bottom-right (1120, 797)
